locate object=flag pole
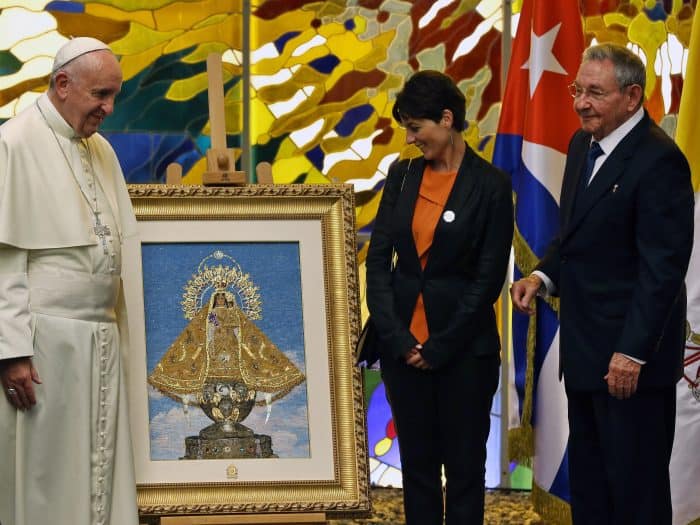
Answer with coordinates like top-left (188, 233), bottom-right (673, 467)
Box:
top-left (498, 0), bottom-right (514, 491)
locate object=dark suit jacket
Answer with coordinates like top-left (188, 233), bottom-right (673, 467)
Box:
top-left (365, 145), bottom-right (513, 370)
top-left (538, 112), bottom-right (694, 391)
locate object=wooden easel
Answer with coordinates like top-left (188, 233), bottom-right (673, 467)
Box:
top-left (166, 162), bottom-right (183, 184)
top-left (165, 53), bottom-right (274, 186)
top-left (152, 54), bottom-right (313, 525)
top-left (166, 152), bottom-right (272, 185)
top-left (201, 52), bottom-right (246, 185)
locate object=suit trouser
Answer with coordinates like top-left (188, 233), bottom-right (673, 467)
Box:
top-left (566, 387), bottom-right (676, 525)
top-left (380, 351), bottom-right (499, 525)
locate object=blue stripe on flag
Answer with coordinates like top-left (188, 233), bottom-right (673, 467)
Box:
top-left (496, 133), bottom-right (560, 415)
top-left (511, 289), bottom-right (559, 415)
top-left (532, 301), bottom-right (559, 406)
top-left (514, 170), bottom-right (560, 260)
top-left (494, 134), bottom-right (559, 257)
top-left (549, 450), bottom-right (571, 501)
top-left (512, 301), bottom-right (529, 414)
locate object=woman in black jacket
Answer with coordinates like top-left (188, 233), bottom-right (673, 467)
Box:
top-left (365, 70), bottom-right (513, 524)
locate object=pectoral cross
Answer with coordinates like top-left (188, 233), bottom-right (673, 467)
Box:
top-left (94, 212), bottom-right (112, 255)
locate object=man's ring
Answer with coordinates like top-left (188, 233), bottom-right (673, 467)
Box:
top-left (6, 388), bottom-right (16, 395)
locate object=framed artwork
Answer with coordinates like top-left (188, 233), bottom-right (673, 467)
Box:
top-left (123, 184), bottom-right (370, 518)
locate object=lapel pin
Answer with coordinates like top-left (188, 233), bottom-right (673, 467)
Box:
top-left (612, 184), bottom-right (619, 193)
top-left (442, 210), bottom-right (455, 223)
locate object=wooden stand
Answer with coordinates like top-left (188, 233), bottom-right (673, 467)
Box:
top-left (255, 161), bottom-right (273, 184)
top-left (159, 512), bottom-right (326, 524)
top-left (146, 55), bottom-right (303, 525)
top-left (202, 52), bottom-right (246, 186)
top-left (162, 53), bottom-right (273, 185)
top-left (202, 148), bottom-right (246, 186)
top-left (166, 162), bottom-right (183, 184)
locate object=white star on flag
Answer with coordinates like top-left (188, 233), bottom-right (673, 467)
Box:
top-left (521, 22), bottom-right (567, 97)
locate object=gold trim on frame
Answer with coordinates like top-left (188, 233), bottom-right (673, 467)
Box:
top-left (127, 184), bottom-right (370, 518)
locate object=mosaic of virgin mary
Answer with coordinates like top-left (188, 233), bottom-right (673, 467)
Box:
top-left (147, 251), bottom-right (305, 457)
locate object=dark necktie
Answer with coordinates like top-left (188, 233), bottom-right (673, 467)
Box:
top-left (581, 141), bottom-right (604, 189)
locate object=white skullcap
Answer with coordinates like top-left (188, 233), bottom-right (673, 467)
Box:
top-left (52, 37), bottom-right (111, 72)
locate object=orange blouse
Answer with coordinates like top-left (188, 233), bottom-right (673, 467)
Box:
top-left (409, 165), bottom-right (458, 343)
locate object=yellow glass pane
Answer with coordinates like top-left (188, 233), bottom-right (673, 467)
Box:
top-left (166, 71), bottom-right (209, 102)
top-left (251, 11), bottom-right (316, 50)
top-left (182, 42), bottom-right (236, 64)
top-left (182, 156), bottom-right (207, 185)
top-left (117, 42), bottom-right (167, 82)
top-left (110, 22), bottom-right (182, 55)
top-left (326, 31), bottom-right (375, 62)
top-left (249, 97), bottom-right (277, 142)
top-left (154, 0), bottom-right (241, 32)
top-left (85, 4), bottom-right (154, 28)
top-left (628, 17), bottom-right (668, 97)
top-left (303, 168), bottom-right (329, 185)
top-left (317, 21), bottom-right (347, 39)
top-left (164, 14), bottom-right (243, 54)
top-left (193, 13), bottom-right (228, 30)
top-left (271, 154), bottom-right (313, 184)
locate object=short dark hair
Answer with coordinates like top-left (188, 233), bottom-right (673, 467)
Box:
top-left (392, 70), bottom-right (466, 131)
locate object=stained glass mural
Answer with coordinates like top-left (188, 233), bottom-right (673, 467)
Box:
top-left (0, 0), bottom-right (245, 184)
top-left (0, 0), bottom-right (696, 491)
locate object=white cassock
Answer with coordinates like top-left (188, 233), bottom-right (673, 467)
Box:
top-left (0, 93), bottom-right (139, 525)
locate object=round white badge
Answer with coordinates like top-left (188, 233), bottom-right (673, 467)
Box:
top-left (442, 210), bottom-right (455, 223)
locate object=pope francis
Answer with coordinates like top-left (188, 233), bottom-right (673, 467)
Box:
top-left (0, 38), bottom-right (139, 524)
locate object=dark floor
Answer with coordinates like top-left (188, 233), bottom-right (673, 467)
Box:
top-left (333, 487), bottom-right (544, 524)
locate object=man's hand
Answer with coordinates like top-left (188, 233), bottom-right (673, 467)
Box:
top-left (510, 274), bottom-right (542, 315)
top-left (1, 357), bottom-right (42, 410)
top-left (405, 344), bottom-right (431, 370)
top-left (604, 352), bottom-right (641, 399)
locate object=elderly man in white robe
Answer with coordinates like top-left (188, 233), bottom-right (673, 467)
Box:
top-left (0, 38), bottom-right (139, 525)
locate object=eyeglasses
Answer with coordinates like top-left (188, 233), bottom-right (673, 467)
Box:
top-left (567, 82), bottom-right (619, 101)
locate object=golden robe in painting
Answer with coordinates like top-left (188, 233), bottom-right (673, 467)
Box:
top-left (148, 292), bottom-right (304, 406)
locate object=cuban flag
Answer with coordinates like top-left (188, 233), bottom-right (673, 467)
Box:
top-left (493, 0), bottom-right (584, 515)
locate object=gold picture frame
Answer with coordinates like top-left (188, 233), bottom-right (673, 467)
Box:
top-left (123, 184), bottom-right (370, 519)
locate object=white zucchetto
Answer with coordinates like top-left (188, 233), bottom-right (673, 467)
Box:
top-left (52, 37), bottom-right (111, 72)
